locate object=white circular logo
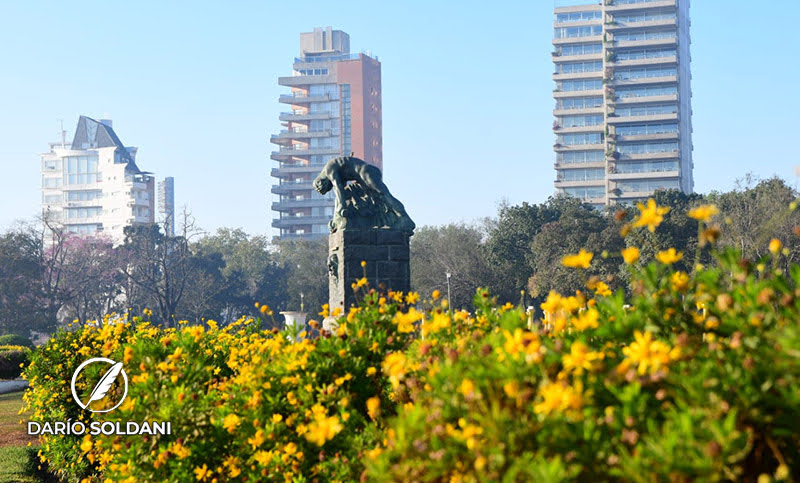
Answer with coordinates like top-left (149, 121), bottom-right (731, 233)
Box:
top-left (70, 357), bottom-right (129, 413)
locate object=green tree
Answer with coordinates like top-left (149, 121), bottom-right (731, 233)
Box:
top-left (411, 224), bottom-right (494, 309)
top-left (275, 239), bottom-right (328, 314)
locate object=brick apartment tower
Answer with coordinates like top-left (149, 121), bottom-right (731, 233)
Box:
top-left (553, 0), bottom-right (693, 207)
top-left (271, 27), bottom-right (383, 239)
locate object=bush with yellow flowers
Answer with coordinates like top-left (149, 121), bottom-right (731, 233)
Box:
top-left (22, 198), bottom-right (800, 482)
top-left (366, 201), bottom-right (800, 482)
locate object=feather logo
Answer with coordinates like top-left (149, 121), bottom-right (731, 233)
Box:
top-left (70, 358), bottom-right (129, 413)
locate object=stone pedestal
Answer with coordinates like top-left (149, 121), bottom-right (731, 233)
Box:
top-left (328, 229), bottom-right (411, 311)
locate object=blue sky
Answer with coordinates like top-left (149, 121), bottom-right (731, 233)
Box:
top-left (0, 0), bottom-right (798, 237)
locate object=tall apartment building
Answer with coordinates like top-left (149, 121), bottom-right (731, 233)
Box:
top-left (40, 116), bottom-right (155, 244)
top-left (552, 0), bottom-right (693, 208)
top-left (158, 177), bottom-right (175, 237)
top-left (270, 27), bottom-right (382, 240)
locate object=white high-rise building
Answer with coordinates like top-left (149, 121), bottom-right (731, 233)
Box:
top-left (40, 116), bottom-right (155, 244)
top-left (553, 0), bottom-right (693, 207)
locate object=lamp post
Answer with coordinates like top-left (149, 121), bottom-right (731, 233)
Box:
top-left (446, 271), bottom-right (452, 310)
top-left (300, 292), bottom-right (304, 312)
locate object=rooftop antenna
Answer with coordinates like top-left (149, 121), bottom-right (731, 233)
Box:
top-left (58, 119), bottom-right (66, 148)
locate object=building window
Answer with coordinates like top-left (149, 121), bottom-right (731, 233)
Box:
top-left (616, 123), bottom-right (678, 136)
top-left (618, 141), bottom-right (679, 154)
top-left (613, 11), bottom-right (676, 24)
top-left (558, 114), bottom-right (604, 128)
top-left (341, 84), bottom-right (351, 155)
top-left (616, 85), bottom-right (677, 99)
top-left (64, 155), bottom-right (100, 185)
top-left (616, 48), bottom-right (676, 61)
top-left (558, 43), bottom-right (602, 56)
top-left (616, 66), bottom-right (677, 80)
top-left (554, 25), bottom-right (602, 39)
top-left (555, 11), bottom-right (601, 23)
top-left (617, 180), bottom-right (680, 193)
top-left (556, 96), bottom-right (603, 110)
top-left (614, 30), bottom-right (677, 42)
top-left (555, 60), bottom-right (602, 74)
top-left (557, 79), bottom-right (603, 92)
top-left (557, 168), bottom-right (605, 181)
top-left (614, 103), bottom-right (677, 117)
top-left (557, 150), bottom-right (604, 164)
top-left (561, 187), bottom-right (605, 199)
top-left (558, 133), bottom-right (603, 146)
top-left (616, 160), bottom-right (678, 173)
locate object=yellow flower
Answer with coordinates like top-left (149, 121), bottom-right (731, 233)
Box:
top-left (562, 341), bottom-right (603, 374)
top-left (366, 397), bottom-right (380, 420)
top-left (304, 413), bottom-right (343, 446)
top-left (383, 352), bottom-right (409, 388)
top-left (123, 346), bottom-right (133, 364)
top-left (366, 448), bottom-right (383, 460)
top-left (459, 379), bottom-right (475, 397)
top-left (272, 413), bottom-right (283, 424)
top-left (621, 246), bottom-right (640, 264)
top-left (222, 413), bottom-right (241, 433)
top-left (656, 248), bottom-right (683, 265)
top-left (366, 366), bottom-right (377, 376)
top-left (562, 249), bottom-right (593, 269)
top-left (432, 289), bottom-right (441, 300)
top-left (248, 430), bottom-right (266, 449)
top-left (360, 260), bottom-right (367, 268)
top-left (534, 381), bottom-right (583, 416)
top-left (769, 238), bottom-right (782, 254)
top-left (620, 330), bottom-right (681, 375)
top-left (170, 442), bottom-right (191, 459)
top-left (421, 312), bottom-right (450, 337)
top-left (80, 435), bottom-right (92, 453)
top-left (392, 307), bottom-right (423, 333)
top-left (194, 464), bottom-right (210, 481)
top-left (633, 199), bottom-right (670, 232)
top-left (571, 308), bottom-right (599, 331)
top-left (592, 281), bottom-right (612, 297)
top-left (405, 292), bottom-right (420, 304)
top-left (670, 271), bottom-right (690, 292)
top-left (687, 204), bottom-right (719, 222)
top-left (254, 450), bottom-right (273, 466)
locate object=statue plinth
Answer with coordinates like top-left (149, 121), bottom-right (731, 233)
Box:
top-left (328, 229), bottom-right (411, 311)
top-left (314, 156), bottom-right (415, 313)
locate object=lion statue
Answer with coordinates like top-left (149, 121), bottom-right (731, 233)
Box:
top-left (313, 156), bottom-right (415, 232)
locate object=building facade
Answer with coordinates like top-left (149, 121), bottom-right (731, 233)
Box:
top-left (270, 27), bottom-right (382, 240)
top-left (158, 177), bottom-right (175, 237)
top-left (41, 116), bottom-right (155, 244)
top-left (552, 0), bottom-right (693, 208)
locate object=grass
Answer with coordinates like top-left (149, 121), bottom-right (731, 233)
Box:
top-left (0, 391), bottom-right (56, 483)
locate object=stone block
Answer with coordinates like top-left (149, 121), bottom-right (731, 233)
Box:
top-left (389, 245), bottom-right (410, 261)
top-left (376, 230), bottom-right (408, 245)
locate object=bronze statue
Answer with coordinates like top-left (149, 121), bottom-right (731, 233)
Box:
top-left (313, 156), bottom-right (415, 232)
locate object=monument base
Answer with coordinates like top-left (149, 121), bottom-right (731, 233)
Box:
top-left (328, 229), bottom-right (411, 311)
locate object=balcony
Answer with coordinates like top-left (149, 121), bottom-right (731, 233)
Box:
top-left (553, 125), bottom-right (605, 134)
top-left (618, 150), bottom-right (679, 161)
top-left (552, 71), bottom-right (603, 82)
top-left (554, 179), bottom-right (606, 188)
top-left (272, 216), bottom-right (332, 228)
top-left (554, 161), bottom-right (606, 170)
top-left (615, 93), bottom-right (678, 104)
top-left (613, 55), bottom-right (678, 68)
top-left (270, 146), bottom-right (340, 160)
top-left (608, 169), bottom-right (679, 180)
top-left (272, 199), bottom-right (332, 211)
top-left (553, 88), bottom-right (604, 99)
top-left (614, 36), bottom-right (677, 49)
top-left (605, 0), bottom-right (677, 13)
top-left (278, 94), bottom-right (330, 105)
top-left (617, 131), bottom-right (679, 143)
top-left (270, 129), bottom-right (331, 145)
top-left (607, 112), bottom-right (678, 124)
top-left (553, 143), bottom-right (605, 152)
top-left (605, 19), bottom-right (677, 31)
top-left (278, 111), bottom-right (333, 122)
top-left (271, 182), bottom-right (314, 194)
top-left (553, 35), bottom-right (602, 46)
top-left (613, 74), bottom-right (678, 87)
top-left (553, 107), bottom-right (604, 117)
top-left (271, 165), bottom-right (325, 178)
top-left (278, 74), bottom-right (336, 87)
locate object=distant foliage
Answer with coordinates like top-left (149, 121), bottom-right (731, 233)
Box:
top-left (0, 334), bottom-right (34, 348)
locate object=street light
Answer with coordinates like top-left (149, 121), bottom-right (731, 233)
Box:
top-left (300, 292), bottom-right (305, 312)
top-left (445, 272), bottom-right (452, 310)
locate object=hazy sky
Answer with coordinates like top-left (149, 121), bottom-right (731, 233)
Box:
top-left (1, 1), bottom-right (798, 237)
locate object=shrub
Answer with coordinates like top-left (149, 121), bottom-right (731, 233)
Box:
top-left (0, 334), bottom-right (33, 348)
top-left (0, 347), bottom-right (30, 379)
top-left (22, 199), bottom-right (800, 481)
